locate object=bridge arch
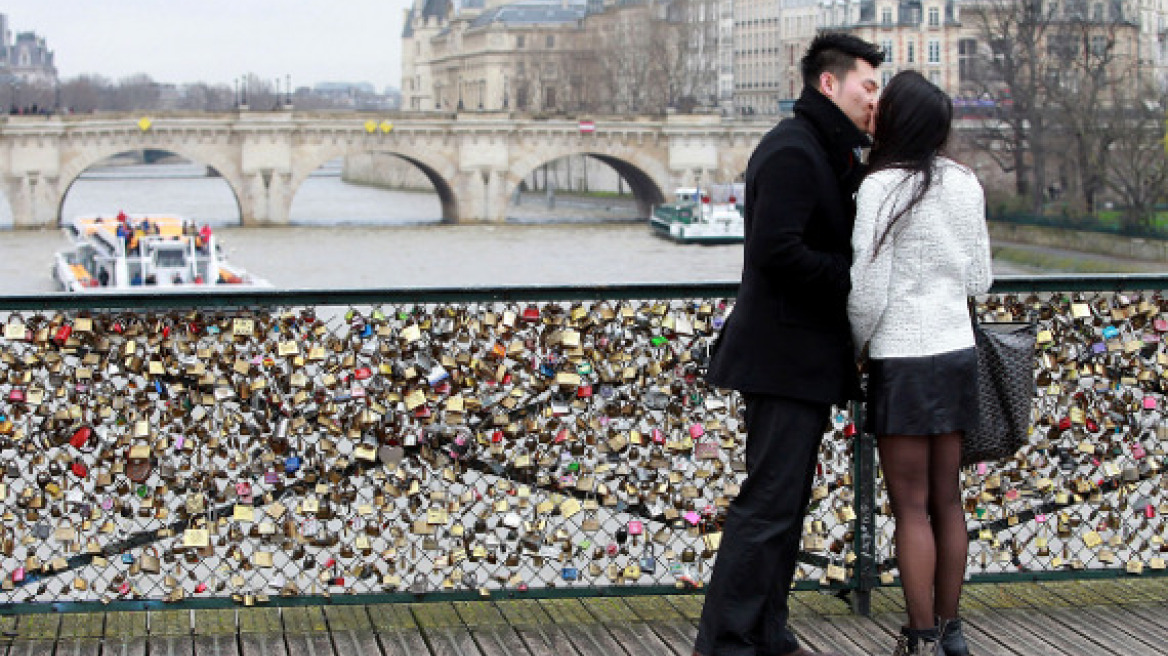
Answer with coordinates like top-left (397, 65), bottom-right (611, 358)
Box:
top-left (287, 145), bottom-right (460, 224)
top-left (506, 148), bottom-right (667, 220)
top-left (56, 144), bottom-right (245, 226)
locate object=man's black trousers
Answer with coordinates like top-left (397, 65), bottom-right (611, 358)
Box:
top-left (694, 394), bottom-right (830, 656)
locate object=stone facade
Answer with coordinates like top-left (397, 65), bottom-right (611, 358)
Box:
top-left (400, 0), bottom-right (729, 115)
top-left (0, 14), bottom-right (57, 86)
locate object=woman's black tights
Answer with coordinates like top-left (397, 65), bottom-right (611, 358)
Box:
top-left (878, 432), bottom-right (968, 629)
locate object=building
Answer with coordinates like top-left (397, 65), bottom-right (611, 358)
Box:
top-left (733, 0), bottom-right (782, 114)
top-left (816, 1), bottom-right (1165, 100)
top-left (400, 0), bottom-right (728, 114)
top-left (0, 14), bottom-right (57, 86)
top-left (818, 1), bottom-right (965, 92)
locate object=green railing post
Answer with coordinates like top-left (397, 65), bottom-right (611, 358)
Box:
top-left (849, 399), bottom-right (878, 616)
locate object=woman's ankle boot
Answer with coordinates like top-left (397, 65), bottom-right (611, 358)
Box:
top-left (938, 617), bottom-right (969, 656)
top-left (893, 626), bottom-right (941, 656)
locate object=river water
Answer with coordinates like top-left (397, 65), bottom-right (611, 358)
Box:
top-left (0, 161), bottom-right (1030, 294)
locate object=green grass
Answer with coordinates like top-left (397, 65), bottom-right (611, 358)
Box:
top-left (990, 245), bottom-right (1161, 274)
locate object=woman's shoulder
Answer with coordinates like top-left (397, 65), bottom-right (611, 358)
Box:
top-left (937, 157), bottom-right (980, 184)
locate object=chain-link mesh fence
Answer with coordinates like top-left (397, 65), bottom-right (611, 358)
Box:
top-left (0, 281), bottom-right (1165, 610)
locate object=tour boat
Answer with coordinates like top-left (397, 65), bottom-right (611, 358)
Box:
top-left (52, 214), bottom-right (271, 292)
top-left (649, 185), bottom-right (744, 244)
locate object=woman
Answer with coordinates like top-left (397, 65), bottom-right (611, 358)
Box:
top-left (848, 70), bottom-right (992, 656)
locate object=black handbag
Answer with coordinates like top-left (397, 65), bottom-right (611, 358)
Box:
top-left (963, 317), bottom-right (1037, 466)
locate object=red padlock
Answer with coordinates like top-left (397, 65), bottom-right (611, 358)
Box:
top-left (843, 423), bottom-right (857, 437)
top-left (71, 461), bottom-right (88, 478)
top-left (70, 426), bottom-right (92, 449)
top-left (53, 324), bottom-right (72, 345)
top-left (8, 388), bottom-right (25, 403)
top-left (577, 385), bottom-right (593, 399)
top-left (354, 367), bottom-right (372, 380)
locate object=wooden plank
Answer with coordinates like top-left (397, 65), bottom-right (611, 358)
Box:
top-left (6, 614), bottom-right (58, 656)
top-left (779, 613), bottom-right (869, 656)
top-left (411, 603), bottom-right (478, 656)
top-left (620, 597), bottom-right (695, 656)
top-left (581, 596), bottom-right (673, 656)
top-left (193, 606), bottom-right (241, 656)
top-left (322, 606), bottom-right (381, 656)
top-left (149, 608), bottom-right (194, 656)
top-left (1075, 602), bottom-right (1168, 647)
top-left (238, 631), bottom-right (290, 656)
top-left (538, 599), bottom-right (626, 656)
top-left (104, 612), bottom-right (149, 656)
top-left (662, 595), bottom-right (703, 624)
top-left (963, 606), bottom-right (1093, 656)
top-left (238, 608), bottom-right (284, 635)
top-left (1045, 605), bottom-right (1159, 655)
top-left (494, 599), bottom-right (581, 656)
top-left (56, 612), bottom-right (105, 656)
top-left (366, 604), bottom-right (429, 656)
top-left (195, 609), bottom-right (238, 636)
top-left (453, 602), bottom-right (529, 656)
top-left (194, 632), bottom-right (242, 656)
top-left (281, 606), bottom-right (333, 656)
top-left (821, 614), bottom-right (895, 656)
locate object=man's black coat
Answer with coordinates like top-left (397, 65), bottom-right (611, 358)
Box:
top-left (706, 87), bottom-right (867, 405)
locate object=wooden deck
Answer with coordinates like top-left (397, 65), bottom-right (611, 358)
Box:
top-left (1, 578), bottom-right (1165, 655)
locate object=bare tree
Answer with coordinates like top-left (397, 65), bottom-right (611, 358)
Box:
top-left (961, 0), bottom-right (1057, 212)
top-left (1105, 89), bottom-right (1168, 232)
top-left (1042, 14), bottom-right (1125, 214)
top-left (60, 74), bottom-right (111, 113)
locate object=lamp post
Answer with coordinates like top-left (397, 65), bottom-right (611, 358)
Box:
top-left (234, 78), bottom-right (239, 107)
top-left (274, 78), bottom-right (280, 110)
top-left (285, 74), bottom-right (292, 108)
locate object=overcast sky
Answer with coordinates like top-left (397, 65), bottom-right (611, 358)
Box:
top-left (3, 1), bottom-right (414, 90)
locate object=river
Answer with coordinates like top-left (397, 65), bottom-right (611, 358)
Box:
top-left (0, 160), bottom-right (1032, 294)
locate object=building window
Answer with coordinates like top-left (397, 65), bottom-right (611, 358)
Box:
top-left (882, 7), bottom-right (893, 24)
top-left (928, 40), bottom-right (940, 64)
top-left (517, 35), bottom-right (525, 48)
top-left (546, 35), bottom-right (555, 48)
top-left (929, 71), bottom-right (941, 86)
top-left (928, 6), bottom-right (940, 26)
top-left (882, 70), bottom-right (893, 87)
top-left (882, 39), bottom-right (894, 62)
top-left (1093, 2), bottom-right (1103, 19)
top-left (1091, 35), bottom-right (1108, 56)
top-left (546, 86), bottom-right (556, 108)
top-left (958, 38), bottom-right (977, 81)
top-left (907, 41), bottom-right (916, 63)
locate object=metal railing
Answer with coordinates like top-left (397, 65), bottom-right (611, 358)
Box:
top-left (0, 275), bottom-right (1165, 614)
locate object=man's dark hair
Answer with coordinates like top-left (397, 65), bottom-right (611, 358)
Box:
top-left (800, 33), bottom-right (884, 89)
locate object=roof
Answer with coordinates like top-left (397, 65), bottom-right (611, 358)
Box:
top-left (403, 0), bottom-right (455, 37)
top-left (468, 0), bottom-right (588, 28)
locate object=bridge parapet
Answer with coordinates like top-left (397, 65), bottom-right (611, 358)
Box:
top-left (0, 113), bottom-right (770, 228)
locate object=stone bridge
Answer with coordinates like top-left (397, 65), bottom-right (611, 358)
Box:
top-left (0, 111), bottom-right (771, 227)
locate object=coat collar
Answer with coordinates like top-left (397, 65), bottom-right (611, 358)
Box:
top-left (793, 86), bottom-right (871, 181)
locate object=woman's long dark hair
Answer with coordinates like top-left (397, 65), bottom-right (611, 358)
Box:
top-left (866, 70), bottom-right (953, 257)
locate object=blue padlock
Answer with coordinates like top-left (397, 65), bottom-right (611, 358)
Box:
top-left (285, 453), bottom-right (302, 475)
top-left (122, 554), bottom-right (134, 564)
top-left (561, 566), bottom-right (579, 581)
top-left (1102, 325), bottom-right (1119, 340)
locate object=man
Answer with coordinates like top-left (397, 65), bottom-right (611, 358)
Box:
top-left (694, 33), bottom-right (883, 656)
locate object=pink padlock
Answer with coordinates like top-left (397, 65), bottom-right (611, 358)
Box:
top-left (628, 520), bottom-right (644, 535)
top-left (12, 567), bottom-right (24, 583)
top-left (1144, 396), bottom-right (1157, 410)
top-left (1132, 443), bottom-right (1147, 459)
top-left (689, 423), bottom-right (705, 439)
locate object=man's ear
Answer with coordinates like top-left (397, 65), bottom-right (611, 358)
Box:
top-left (818, 71), bottom-right (838, 99)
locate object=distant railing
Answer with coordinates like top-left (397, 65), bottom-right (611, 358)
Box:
top-left (0, 276), bottom-right (1165, 614)
top-left (990, 211), bottom-right (1168, 241)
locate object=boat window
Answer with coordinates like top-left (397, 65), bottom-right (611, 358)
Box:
top-left (154, 248), bottom-right (187, 268)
